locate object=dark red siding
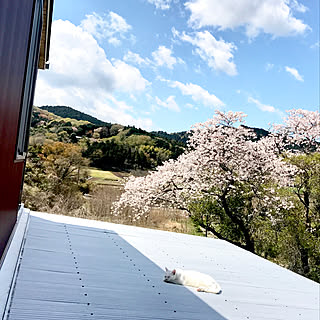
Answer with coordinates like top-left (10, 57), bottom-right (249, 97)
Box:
top-left (0, 0), bottom-right (35, 256)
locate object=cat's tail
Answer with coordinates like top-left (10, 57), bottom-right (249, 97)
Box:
top-left (197, 283), bottom-right (222, 294)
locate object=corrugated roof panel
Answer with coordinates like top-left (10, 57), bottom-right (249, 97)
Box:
top-left (6, 212), bottom-right (319, 320)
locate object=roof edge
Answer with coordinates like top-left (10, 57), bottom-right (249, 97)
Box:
top-left (0, 207), bottom-right (30, 319)
top-left (39, 0), bottom-right (54, 69)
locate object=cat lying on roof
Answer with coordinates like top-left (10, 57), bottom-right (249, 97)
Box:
top-left (163, 267), bottom-right (221, 294)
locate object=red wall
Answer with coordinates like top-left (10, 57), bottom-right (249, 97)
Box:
top-left (0, 0), bottom-right (35, 256)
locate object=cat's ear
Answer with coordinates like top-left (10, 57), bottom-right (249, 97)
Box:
top-left (165, 267), bottom-right (168, 272)
top-left (172, 269), bottom-right (176, 275)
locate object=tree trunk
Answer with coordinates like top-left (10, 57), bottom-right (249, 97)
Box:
top-left (303, 191), bottom-right (311, 233)
top-left (220, 194), bottom-right (255, 253)
top-left (202, 222), bottom-right (245, 249)
top-left (205, 213), bottom-right (208, 237)
top-left (300, 247), bottom-right (310, 275)
top-left (244, 239), bottom-right (255, 253)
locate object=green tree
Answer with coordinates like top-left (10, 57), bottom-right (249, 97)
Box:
top-left (271, 109), bottom-right (320, 280)
top-left (280, 153), bottom-right (320, 280)
top-left (41, 142), bottom-right (89, 195)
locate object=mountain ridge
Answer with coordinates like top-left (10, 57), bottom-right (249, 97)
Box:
top-left (38, 105), bottom-right (270, 144)
top-left (39, 105), bottom-right (189, 143)
top-left (40, 105), bottom-right (111, 127)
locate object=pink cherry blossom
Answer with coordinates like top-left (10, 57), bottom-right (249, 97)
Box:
top-left (113, 110), bottom-right (294, 223)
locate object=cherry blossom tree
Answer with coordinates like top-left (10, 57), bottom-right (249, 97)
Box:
top-left (272, 109), bottom-right (319, 154)
top-left (270, 109), bottom-right (320, 277)
top-left (113, 111), bottom-right (292, 253)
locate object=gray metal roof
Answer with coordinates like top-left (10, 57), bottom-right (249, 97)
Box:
top-left (5, 212), bottom-right (320, 320)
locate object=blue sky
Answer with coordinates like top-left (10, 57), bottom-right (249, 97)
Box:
top-left (34, 0), bottom-right (319, 132)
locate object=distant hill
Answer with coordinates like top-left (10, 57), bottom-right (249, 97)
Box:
top-left (151, 130), bottom-right (189, 144)
top-left (38, 105), bottom-right (270, 144)
top-left (241, 125), bottom-right (269, 140)
top-left (40, 105), bottom-right (189, 144)
top-left (40, 105), bottom-right (110, 127)
top-left (151, 126), bottom-right (269, 145)
top-left (30, 106), bottom-right (186, 171)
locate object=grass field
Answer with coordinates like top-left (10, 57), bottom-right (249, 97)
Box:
top-left (86, 184), bottom-right (198, 235)
top-left (83, 169), bottom-right (200, 235)
top-left (88, 168), bottom-right (123, 185)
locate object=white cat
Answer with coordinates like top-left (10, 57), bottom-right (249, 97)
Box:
top-left (163, 267), bottom-right (221, 294)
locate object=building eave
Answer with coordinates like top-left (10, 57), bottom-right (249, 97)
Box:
top-left (38, 0), bottom-right (54, 70)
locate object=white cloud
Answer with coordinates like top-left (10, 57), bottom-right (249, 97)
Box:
top-left (185, 0), bottom-right (309, 39)
top-left (171, 26), bottom-right (180, 38)
top-left (186, 103), bottom-right (198, 110)
top-left (108, 37), bottom-right (121, 46)
top-left (248, 97), bottom-right (281, 114)
top-left (123, 51), bottom-right (151, 65)
top-left (34, 19), bottom-right (152, 130)
top-left (112, 59), bottom-right (150, 92)
top-left (265, 63), bottom-right (274, 71)
top-left (151, 104), bottom-right (160, 112)
top-left (285, 66), bottom-right (304, 81)
top-left (147, 0), bottom-right (172, 10)
top-left (194, 65), bottom-right (202, 74)
top-left (124, 47), bottom-right (183, 70)
top-left (155, 96), bottom-right (180, 112)
top-left (108, 11), bottom-right (131, 32)
top-left (80, 12), bottom-right (132, 46)
top-left (290, 0), bottom-right (307, 13)
top-left (174, 30), bottom-right (237, 76)
top-left (107, 95), bottom-right (134, 111)
top-left (310, 41), bottom-right (320, 49)
top-left (152, 46), bottom-right (184, 69)
top-left (164, 79), bottom-right (225, 108)
top-left (94, 99), bottom-right (153, 130)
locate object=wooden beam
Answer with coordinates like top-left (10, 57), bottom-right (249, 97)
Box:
top-left (38, 0), bottom-right (53, 69)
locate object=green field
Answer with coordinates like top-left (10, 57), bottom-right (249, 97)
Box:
top-left (88, 169), bottom-right (122, 185)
